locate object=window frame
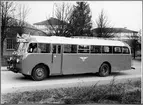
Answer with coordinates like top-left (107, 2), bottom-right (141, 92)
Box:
top-left (90, 45), bottom-right (102, 54)
top-left (101, 46), bottom-right (113, 54)
top-left (6, 38), bottom-right (15, 50)
top-left (28, 43), bottom-right (51, 53)
top-left (113, 46), bottom-right (122, 54)
top-left (78, 45), bottom-right (90, 53)
top-left (122, 47), bottom-right (130, 54)
top-left (38, 43), bottom-right (51, 53)
top-left (52, 44), bottom-right (61, 54)
top-left (63, 44), bottom-right (77, 53)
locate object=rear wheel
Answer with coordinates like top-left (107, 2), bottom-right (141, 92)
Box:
top-left (99, 63), bottom-right (110, 77)
top-left (32, 65), bottom-right (47, 81)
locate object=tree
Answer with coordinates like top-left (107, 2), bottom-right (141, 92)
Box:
top-left (127, 32), bottom-right (140, 59)
top-left (0, 1), bottom-right (16, 57)
top-left (0, 1), bottom-right (30, 57)
top-left (95, 9), bottom-right (116, 38)
top-left (47, 2), bottom-right (73, 37)
top-left (16, 4), bottom-right (30, 26)
top-left (68, 2), bottom-right (92, 37)
top-left (12, 4), bottom-right (30, 35)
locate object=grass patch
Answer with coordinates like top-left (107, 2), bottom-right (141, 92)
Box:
top-left (1, 79), bottom-right (141, 104)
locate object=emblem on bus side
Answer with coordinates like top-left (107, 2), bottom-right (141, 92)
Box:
top-left (79, 57), bottom-right (88, 62)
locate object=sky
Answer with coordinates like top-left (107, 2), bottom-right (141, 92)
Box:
top-left (15, 1), bottom-right (142, 31)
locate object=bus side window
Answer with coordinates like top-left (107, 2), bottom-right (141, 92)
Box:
top-left (90, 45), bottom-right (101, 53)
top-left (122, 47), bottom-right (130, 54)
top-left (64, 44), bottom-right (77, 53)
top-left (78, 45), bottom-right (90, 53)
top-left (113, 46), bottom-right (122, 54)
top-left (39, 43), bottom-right (51, 53)
top-left (57, 45), bottom-right (61, 54)
top-left (71, 45), bottom-right (77, 53)
top-left (28, 43), bottom-right (38, 53)
top-left (52, 44), bottom-right (57, 53)
top-left (46, 44), bottom-right (51, 53)
top-left (52, 44), bottom-right (61, 54)
top-left (64, 44), bottom-right (71, 53)
top-left (102, 46), bottom-right (112, 53)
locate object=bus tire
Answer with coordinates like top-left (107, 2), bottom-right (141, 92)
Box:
top-left (99, 63), bottom-right (110, 77)
top-left (32, 64), bottom-right (47, 81)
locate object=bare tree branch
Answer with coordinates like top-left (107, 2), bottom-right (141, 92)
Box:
top-left (0, 1), bottom-right (17, 57)
top-left (46, 2), bottom-right (73, 37)
top-left (95, 9), bottom-right (118, 38)
top-left (16, 4), bottom-right (30, 27)
top-left (0, 1), bottom-right (30, 57)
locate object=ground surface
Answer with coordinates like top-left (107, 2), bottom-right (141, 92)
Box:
top-left (1, 60), bottom-right (141, 94)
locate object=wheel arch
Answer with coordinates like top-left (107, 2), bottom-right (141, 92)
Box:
top-left (31, 63), bottom-right (50, 76)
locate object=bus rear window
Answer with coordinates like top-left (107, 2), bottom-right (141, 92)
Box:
top-left (122, 47), bottom-right (130, 54)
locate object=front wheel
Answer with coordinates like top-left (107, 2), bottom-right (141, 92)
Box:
top-left (99, 63), bottom-right (110, 77)
top-left (32, 65), bottom-right (47, 81)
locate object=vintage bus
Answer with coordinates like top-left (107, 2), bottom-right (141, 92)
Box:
top-left (7, 35), bottom-right (132, 81)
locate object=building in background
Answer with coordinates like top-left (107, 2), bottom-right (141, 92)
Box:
top-left (2, 20), bottom-right (48, 66)
top-left (33, 17), bottom-right (66, 34)
top-left (92, 27), bottom-right (138, 40)
top-left (92, 27), bottom-right (141, 57)
top-left (2, 17), bottom-right (141, 65)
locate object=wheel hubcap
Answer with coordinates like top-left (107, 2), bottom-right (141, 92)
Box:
top-left (36, 68), bottom-right (44, 77)
top-left (102, 65), bottom-right (109, 74)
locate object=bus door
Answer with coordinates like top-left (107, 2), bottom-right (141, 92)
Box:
top-left (51, 44), bottom-right (62, 74)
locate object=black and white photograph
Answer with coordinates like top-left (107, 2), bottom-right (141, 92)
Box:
top-left (1, 1), bottom-right (142, 104)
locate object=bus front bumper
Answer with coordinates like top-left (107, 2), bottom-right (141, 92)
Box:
top-left (7, 55), bottom-right (23, 73)
top-left (7, 65), bottom-right (21, 73)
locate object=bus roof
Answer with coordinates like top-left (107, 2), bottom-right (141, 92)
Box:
top-left (29, 36), bottom-right (128, 47)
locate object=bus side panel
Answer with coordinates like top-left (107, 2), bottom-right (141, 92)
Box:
top-left (99, 54), bottom-right (131, 71)
top-left (21, 53), bottom-right (52, 75)
top-left (115, 54), bottom-right (131, 70)
top-left (62, 54), bottom-right (103, 74)
top-left (62, 54), bottom-right (131, 75)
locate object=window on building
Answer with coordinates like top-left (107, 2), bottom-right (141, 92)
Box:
top-left (6, 39), bottom-right (15, 50)
top-left (102, 46), bottom-right (112, 53)
top-left (90, 45), bottom-right (101, 53)
top-left (78, 45), bottom-right (90, 53)
top-left (113, 46), bottom-right (122, 54)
